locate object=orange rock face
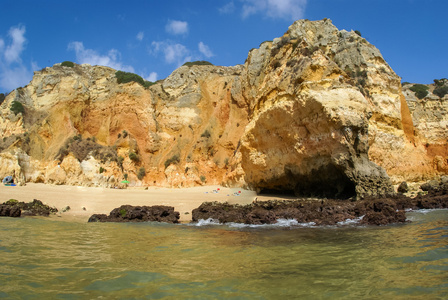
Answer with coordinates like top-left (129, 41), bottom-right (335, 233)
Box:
top-left (0, 19), bottom-right (446, 197)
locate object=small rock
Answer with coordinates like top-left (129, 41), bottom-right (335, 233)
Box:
top-left (397, 181), bottom-right (408, 193)
top-left (62, 206), bottom-right (71, 212)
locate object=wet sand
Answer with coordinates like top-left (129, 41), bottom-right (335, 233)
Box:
top-left (0, 183), bottom-right (258, 222)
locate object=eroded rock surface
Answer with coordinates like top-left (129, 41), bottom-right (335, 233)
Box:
top-left (192, 193), bottom-right (447, 226)
top-left (0, 204), bottom-right (21, 217)
top-left (88, 205), bottom-right (180, 223)
top-left (1, 199), bottom-right (58, 217)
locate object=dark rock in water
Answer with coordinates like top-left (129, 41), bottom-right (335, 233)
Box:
top-left (88, 205), bottom-right (180, 223)
top-left (88, 214), bottom-right (108, 222)
top-left (397, 181), bottom-right (409, 193)
top-left (1, 199), bottom-right (58, 216)
top-left (0, 204), bottom-right (21, 217)
top-left (192, 192), bottom-right (448, 226)
top-left (360, 199), bottom-right (406, 225)
top-left (192, 200), bottom-right (363, 226)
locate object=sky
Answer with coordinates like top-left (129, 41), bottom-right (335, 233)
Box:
top-left (0, 0), bottom-right (447, 94)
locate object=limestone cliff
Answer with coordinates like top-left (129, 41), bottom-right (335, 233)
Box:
top-left (402, 80), bottom-right (448, 175)
top-left (0, 19), bottom-right (446, 198)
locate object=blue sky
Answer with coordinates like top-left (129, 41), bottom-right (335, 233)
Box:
top-left (0, 0), bottom-right (446, 94)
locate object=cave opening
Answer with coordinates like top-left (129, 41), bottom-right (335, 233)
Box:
top-left (293, 164), bottom-right (356, 199)
top-left (256, 163), bottom-right (357, 200)
top-left (258, 188), bottom-right (296, 196)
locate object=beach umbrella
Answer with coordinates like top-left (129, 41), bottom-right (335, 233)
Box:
top-left (121, 180), bottom-right (130, 184)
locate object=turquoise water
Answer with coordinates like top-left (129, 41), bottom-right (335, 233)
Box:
top-left (0, 210), bottom-right (447, 299)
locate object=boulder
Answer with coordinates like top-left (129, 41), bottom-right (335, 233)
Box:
top-left (2, 199), bottom-right (58, 216)
top-left (360, 199), bottom-right (406, 226)
top-left (397, 181), bottom-right (409, 193)
top-left (88, 205), bottom-right (180, 223)
top-left (0, 204), bottom-right (21, 217)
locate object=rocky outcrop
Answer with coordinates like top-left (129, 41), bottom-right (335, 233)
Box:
top-left (192, 193), bottom-right (447, 226)
top-left (88, 205), bottom-right (180, 223)
top-left (0, 19), bottom-right (446, 198)
top-left (1, 199), bottom-right (58, 216)
top-left (402, 80), bottom-right (448, 179)
top-left (0, 204), bottom-right (21, 217)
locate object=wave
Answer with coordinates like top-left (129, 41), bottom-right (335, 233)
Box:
top-left (336, 215), bottom-right (365, 226)
top-left (407, 208), bottom-right (448, 214)
top-left (189, 217), bottom-right (366, 228)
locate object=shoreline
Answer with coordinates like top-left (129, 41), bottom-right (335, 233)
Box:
top-left (0, 183), bottom-right (260, 223)
top-left (2, 183), bottom-right (446, 225)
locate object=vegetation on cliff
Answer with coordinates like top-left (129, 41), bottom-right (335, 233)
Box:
top-left (115, 71), bottom-right (155, 88)
top-left (10, 101), bottom-right (25, 115)
top-left (60, 61), bottom-right (75, 68)
top-left (433, 78), bottom-right (448, 98)
top-left (182, 61), bottom-right (213, 67)
top-left (410, 84), bottom-right (429, 99)
top-left (57, 135), bottom-right (118, 163)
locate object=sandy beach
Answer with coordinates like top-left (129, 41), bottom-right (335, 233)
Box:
top-left (0, 183), bottom-right (261, 222)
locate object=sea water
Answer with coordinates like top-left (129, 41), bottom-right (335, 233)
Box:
top-left (0, 210), bottom-right (446, 299)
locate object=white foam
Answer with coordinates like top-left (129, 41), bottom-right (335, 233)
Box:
top-left (193, 218), bottom-right (221, 226)
top-left (337, 215), bottom-right (364, 226)
top-left (413, 209), bottom-right (435, 214)
top-left (191, 218), bottom-right (317, 228)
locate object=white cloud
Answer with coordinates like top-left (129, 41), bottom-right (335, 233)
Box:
top-left (0, 24), bottom-right (33, 92)
top-left (136, 31), bottom-right (144, 41)
top-left (145, 72), bottom-right (158, 82)
top-left (198, 42), bottom-right (214, 58)
top-left (0, 39), bottom-right (5, 54)
top-left (0, 65), bottom-right (31, 92)
top-left (165, 20), bottom-right (189, 35)
top-left (4, 25), bottom-right (26, 64)
top-left (68, 41), bottom-right (135, 72)
top-left (151, 41), bottom-right (191, 66)
top-left (219, 1), bottom-right (236, 14)
top-left (31, 61), bottom-right (40, 72)
top-left (241, 0), bottom-right (307, 20)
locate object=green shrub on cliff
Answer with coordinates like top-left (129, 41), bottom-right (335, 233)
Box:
top-left (182, 61), bottom-right (213, 67)
top-left (433, 78), bottom-right (448, 98)
top-left (10, 101), bottom-right (24, 115)
top-left (433, 78), bottom-right (447, 86)
top-left (433, 86), bottom-right (448, 98)
top-left (61, 61), bottom-right (75, 67)
top-left (410, 84), bottom-right (429, 99)
top-left (56, 135), bottom-right (118, 163)
top-left (115, 71), bottom-right (145, 86)
top-left (143, 81), bottom-right (156, 88)
top-left (164, 154), bottom-right (180, 169)
top-left (137, 167), bottom-right (146, 180)
top-left (129, 152), bottom-right (140, 163)
top-left (0, 93), bottom-right (5, 105)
